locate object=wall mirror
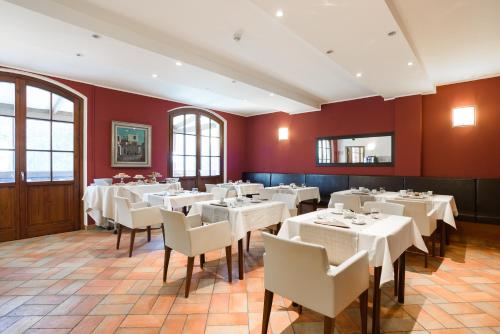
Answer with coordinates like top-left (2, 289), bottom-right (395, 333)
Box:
top-left (316, 133), bottom-right (394, 166)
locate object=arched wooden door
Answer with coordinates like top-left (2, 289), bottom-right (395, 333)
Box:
top-left (169, 108), bottom-right (224, 191)
top-left (0, 72), bottom-right (82, 241)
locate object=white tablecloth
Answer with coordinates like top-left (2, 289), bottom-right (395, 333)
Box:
top-left (266, 186), bottom-right (321, 205)
top-left (278, 209), bottom-right (428, 286)
top-left (218, 183), bottom-right (264, 196)
top-left (145, 191), bottom-right (214, 210)
top-left (82, 182), bottom-right (181, 226)
top-left (333, 190), bottom-right (458, 228)
top-left (189, 199), bottom-right (290, 241)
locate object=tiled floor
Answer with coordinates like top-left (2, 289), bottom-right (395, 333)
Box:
top-left (0, 223), bottom-right (499, 333)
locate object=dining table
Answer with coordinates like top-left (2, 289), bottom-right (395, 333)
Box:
top-left (188, 198), bottom-right (290, 279)
top-left (145, 190), bottom-right (214, 212)
top-left (265, 185), bottom-right (321, 212)
top-left (333, 189), bottom-right (458, 256)
top-left (218, 182), bottom-right (264, 196)
top-left (278, 208), bottom-right (428, 334)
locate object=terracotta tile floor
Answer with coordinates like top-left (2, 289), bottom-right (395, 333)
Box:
top-left (0, 224), bottom-right (499, 333)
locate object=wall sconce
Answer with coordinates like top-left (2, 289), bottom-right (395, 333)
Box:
top-left (452, 106), bottom-right (475, 127)
top-left (278, 127), bottom-right (289, 140)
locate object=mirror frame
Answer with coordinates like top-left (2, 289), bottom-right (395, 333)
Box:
top-left (315, 132), bottom-right (395, 167)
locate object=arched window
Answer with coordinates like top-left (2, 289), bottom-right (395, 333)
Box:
top-left (169, 108), bottom-right (224, 190)
top-left (0, 71), bottom-right (82, 241)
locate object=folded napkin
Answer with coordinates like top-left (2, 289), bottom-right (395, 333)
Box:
top-left (314, 218), bottom-right (350, 228)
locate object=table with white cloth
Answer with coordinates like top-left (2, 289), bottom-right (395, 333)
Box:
top-left (145, 191), bottom-right (214, 211)
top-left (333, 189), bottom-right (458, 257)
top-left (266, 186), bottom-right (321, 211)
top-left (278, 208), bottom-right (427, 334)
top-left (189, 198), bottom-right (290, 279)
top-left (218, 183), bottom-right (264, 196)
top-left (82, 182), bottom-right (181, 226)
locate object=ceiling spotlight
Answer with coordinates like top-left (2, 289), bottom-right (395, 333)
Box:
top-left (152, 73), bottom-right (158, 78)
top-left (275, 9), bottom-right (284, 17)
top-left (76, 53), bottom-right (83, 57)
top-left (91, 34), bottom-right (101, 39)
top-left (269, 93), bottom-right (275, 96)
top-left (326, 49), bottom-right (334, 54)
top-left (387, 31), bottom-right (397, 37)
top-left (407, 61), bottom-right (414, 66)
top-left (175, 61), bottom-right (183, 66)
top-left (356, 72), bottom-right (362, 78)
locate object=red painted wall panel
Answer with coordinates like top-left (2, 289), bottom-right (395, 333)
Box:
top-left (394, 95), bottom-right (422, 176)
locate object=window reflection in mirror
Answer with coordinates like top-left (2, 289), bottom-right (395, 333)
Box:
top-left (316, 133), bottom-right (394, 166)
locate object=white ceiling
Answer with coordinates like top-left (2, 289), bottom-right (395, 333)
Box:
top-left (1, 0), bottom-right (498, 116)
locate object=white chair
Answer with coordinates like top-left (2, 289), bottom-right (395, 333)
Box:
top-left (262, 232), bottom-right (369, 334)
top-left (328, 194), bottom-right (362, 212)
top-left (160, 209), bottom-right (233, 298)
top-left (252, 188), bottom-right (274, 200)
top-left (388, 199), bottom-right (438, 267)
top-left (363, 201), bottom-right (405, 216)
top-left (115, 196), bottom-right (163, 257)
top-left (210, 186), bottom-right (229, 200)
top-left (204, 184), bottom-right (216, 192)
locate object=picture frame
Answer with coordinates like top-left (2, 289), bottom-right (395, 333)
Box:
top-left (111, 121), bottom-right (152, 167)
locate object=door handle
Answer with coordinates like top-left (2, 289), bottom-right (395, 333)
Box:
top-left (20, 171), bottom-right (24, 181)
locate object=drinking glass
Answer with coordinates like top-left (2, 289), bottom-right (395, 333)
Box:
top-left (192, 187), bottom-right (198, 193)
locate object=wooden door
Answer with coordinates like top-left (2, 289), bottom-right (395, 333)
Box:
top-left (0, 73), bottom-right (82, 241)
top-left (169, 109), bottom-right (224, 191)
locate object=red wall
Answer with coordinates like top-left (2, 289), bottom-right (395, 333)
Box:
top-left (51, 78), bottom-right (247, 184)
top-left (422, 76), bottom-right (500, 178)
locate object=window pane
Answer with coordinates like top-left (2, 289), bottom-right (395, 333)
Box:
top-left (52, 152), bottom-right (73, 181)
top-left (52, 94), bottom-right (74, 122)
top-left (27, 151), bottom-right (50, 181)
top-left (200, 156), bottom-right (210, 176)
top-left (52, 122), bottom-right (73, 151)
top-left (0, 150), bottom-right (15, 183)
top-left (185, 114), bottom-right (196, 135)
top-left (0, 82), bottom-right (15, 116)
top-left (26, 119), bottom-right (51, 150)
top-left (210, 137), bottom-right (220, 156)
top-left (185, 135), bottom-right (196, 155)
top-left (200, 116), bottom-right (210, 136)
top-left (210, 120), bottom-right (220, 138)
top-left (0, 116), bottom-right (14, 149)
top-left (210, 157), bottom-right (220, 176)
top-left (173, 115), bottom-right (184, 133)
top-left (185, 156), bottom-right (196, 177)
top-left (173, 133), bottom-right (184, 155)
top-left (201, 136), bottom-right (210, 156)
top-left (172, 155), bottom-right (184, 177)
top-left (27, 86), bottom-right (51, 119)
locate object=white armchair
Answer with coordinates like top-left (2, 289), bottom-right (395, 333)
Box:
top-left (204, 184), bottom-right (216, 192)
top-left (160, 209), bottom-right (233, 298)
top-left (388, 199), bottom-right (437, 267)
top-left (363, 201), bottom-right (405, 216)
top-left (262, 232), bottom-right (369, 334)
top-left (115, 196), bottom-right (163, 257)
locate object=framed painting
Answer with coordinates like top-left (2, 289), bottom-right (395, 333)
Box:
top-left (111, 121), bottom-right (152, 167)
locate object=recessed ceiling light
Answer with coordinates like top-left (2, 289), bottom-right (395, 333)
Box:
top-left (275, 9), bottom-right (284, 17)
top-left (326, 49), bottom-right (334, 54)
top-left (91, 34), bottom-right (101, 39)
top-left (175, 61), bottom-right (183, 66)
top-left (76, 53), bottom-right (83, 57)
top-left (387, 31), bottom-right (397, 37)
top-left (151, 73), bottom-right (158, 78)
top-left (407, 61), bottom-right (414, 66)
top-left (356, 72), bottom-right (362, 78)
top-left (269, 93), bottom-right (275, 97)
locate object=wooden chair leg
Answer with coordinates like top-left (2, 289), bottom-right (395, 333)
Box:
top-left (185, 257), bottom-right (195, 298)
top-left (393, 259), bottom-right (399, 296)
top-left (246, 231), bottom-right (251, 252)
top-left (160, 224), bottom-right (165, 245)
top-left (200, 254), bottom-right (205, 269)
top-left (298, 305), bottom-right (303, 314)
top-left (163, 246), bottom-right (171, 282)
top-left (116, 224), bottom-right (122, 250)
top-left (262, 289), bottom-right (274, 334)
top-left (225, 246), bottom-right (232, 283)
top-left (129, 229), bottom-right (136, 257)
top-left (324, 316), bottom-right (335, 334)
top-left (359, 289), bottom-right (368, 334)
top-left (147, 226), bottom-right (151, 242)
top-left (431, 232), bottom-right (436, 257)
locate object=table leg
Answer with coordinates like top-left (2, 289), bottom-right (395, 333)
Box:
top-left (440, 220), bottom-right (446, 257)
top-left (238, 239), bottom-right (244, 280)
top-left (393, 259), bottom-right (399, 297)
top-left (372, 266), bottom-right (382, 334)
top-left (445, 224), bottom-right (450, 245)
top-left (398, 252), bottom-right (405, 304)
